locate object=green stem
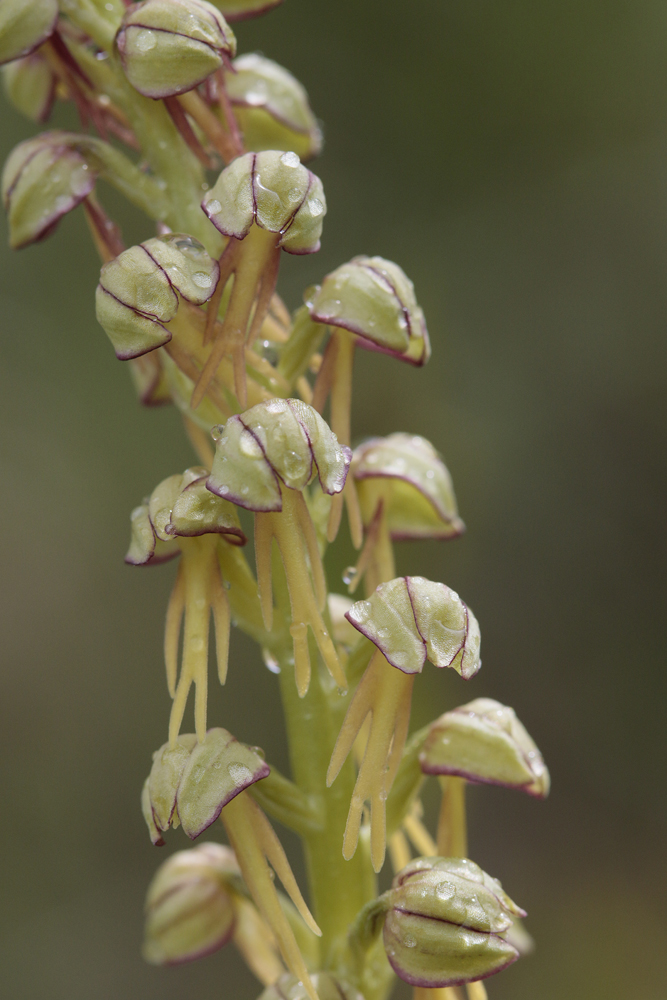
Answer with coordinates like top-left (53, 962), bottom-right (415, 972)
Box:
top-left (277, 640), bottom-right (376, 971)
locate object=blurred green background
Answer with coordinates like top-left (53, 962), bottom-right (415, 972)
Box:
top-left (1, 1), bottom-right (665, 997)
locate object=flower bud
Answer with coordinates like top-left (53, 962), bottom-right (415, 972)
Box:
top-left (116, 0), bottom-right (236, 99)
top-left (384, 857), bottom-right (525, 987)
top-left (207, 398), bottom-right (351, 511)
top-left (259, 973), bottom-right (363, 1000)
top-left (2, 52), bottom-right (55, 122)
top-left (125, 466), bottom-right (245, 565)
top-left (346, 576), bottom-right (481, 679)
top-left (212, 0), bottom-right (282, 20)
top-left (352, 433), bottom-right (464, 541)
top-left (0, 0), bottom-right (58, 66)
top-left (143, 728), bottom-right (270, 842)
top-left (226, 54), bottom-right (322, 160)
top-left (2, 132), bottom-right (97, 249)
top-left (144, 842), bottom-right (238, 963)
top-left (96, 234), bottom-right (219, 359)
top-left (307, 256), bottom-right (430, 365)
top-left (420, 698), bottom-right (550, 798)
top-left (202, 150), bottom-right (326, 254)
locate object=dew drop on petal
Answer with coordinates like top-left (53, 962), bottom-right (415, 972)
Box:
top-left (206, 199), bottom-right (222, 214)
top-left (192, 271), bottom-right (213, 289)
top-left (135, 29), bottom-right (157, 52)
top-left (280, 151), bottom-right (301, 168)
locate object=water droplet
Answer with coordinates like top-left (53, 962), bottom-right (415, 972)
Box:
top-left (308, 197), bottom-right (324, 217)
top-left (342, 566), bottom-right (358, 586)
top-left (229, 762), bottom-right (253, 786)
top-left (280, 151), bottom-right (301, 168)
top-left (210, 424), bottom-right (224, 442)
top-left (192, 270), bottom-right (213, 289)
top-left (425, 469), bottom-right (435, 479)
top-left (206, 198), bottom-right (222, 214)
top-left (218, 485), bottom-right (229, 494)
top-left (262, 648), bottom-right (281, 674)
top-left (54, 194), bottom-right (71, 213)
top-left (239, 432), bottom-right (262, 458)
top-left (287, 186), bottom-right (303, 203)
top-left (404, 935), bottom-right (417, 949)
top-left (134, 29), bottom-right (157, 52)
top-left (449, 591), bottom-right (459, 602)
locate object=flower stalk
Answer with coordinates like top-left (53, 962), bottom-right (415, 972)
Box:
top-left (1, 3), bottom-right (548, 999)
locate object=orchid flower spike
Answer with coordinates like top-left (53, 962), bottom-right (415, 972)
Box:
top-left (126, 466), bottom-right (245, 743)
top-left (420, 698), bottom-right (550, 798)
top-left (207, 398), bottom-right (350, 696)
top-left (348, 433), bottom-right (465, 594)
top-left (198, 150), bottom-right (326, 407)
top-left (304, 257), bottom-right (429, 545)
top-left (141, 728), bottom-right (321, 1000)
top-left (328, 577), bottom-right (481, 872)
top-left (225, 54), bottom-right (322, 160)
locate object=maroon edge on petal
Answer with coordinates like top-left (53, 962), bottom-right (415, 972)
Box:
top-left (353, 467), bottom-right (465, 532)
top-left (164, 919), bottom-right (236, 965)
top-left (168, 476), bottom-right (248, 544)
top-left (343, 605), bottom-right (425, 676)
top-left (205, 415), bottom-right (284, 512)
top-left (385, 947), bottom-right (519, 989)
top-left (0, 9), bottom-right (59, 66)
top-left (184, 759), bottom-right (271, 840)
top-left (418, 759), bottom-right (538, 794)
top-left (96, 285), bottom-right (173, 360)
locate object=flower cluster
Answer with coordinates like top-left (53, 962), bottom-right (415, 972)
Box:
top-left (1, 3), bottom-right (548, 1000)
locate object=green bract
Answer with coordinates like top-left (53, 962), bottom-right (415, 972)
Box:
top-left (352, 432), bottom-right (465, 541)
top-left (210, 0), bottom-right (282, 20)
top-left (125, 466), bottom-right (245, 565)
top-left (144, 843), bottom-right (238, 964)
top-left (226, 54), bottom-right (322, 160)
top-left (420, 698), bottom-right (550, 797)
top-left (96, 234), bottom-right (219, 359)
top-left (202, 150), bottom-right (326, 253)
top-left (1, 132), bottom-right (96, 249)
top-left (207, 398), bottom-right (351, 511)
top-left (346, 576), bottom-right (481, 678)
top-left (383, 857), bottom-right (524, 987)
top-left (116, 0), bottom-right (236, 99)
top-left (2, 52), bottom-right (55, 122)
top-left (142, 728), bottom-right (270, 842)
top-left (259, 973), bottom-right (364, 1000)
top-left (307, 256), bottom-right (431, 365)
top-left (0, 0), bottom-right (58, 66)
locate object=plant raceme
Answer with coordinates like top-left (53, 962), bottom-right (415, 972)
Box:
top-left (0, 3), bottom-right (549, 999)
